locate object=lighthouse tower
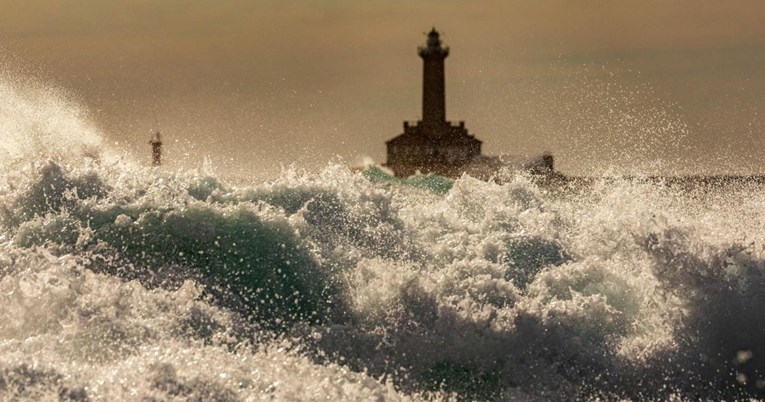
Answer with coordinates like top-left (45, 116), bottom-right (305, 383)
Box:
top-left (420, 28), bottom-right (448, 127)
top-left (385, 28), bottom-right (482, 177)
top-left (149, 131), bottom-right (162, 166)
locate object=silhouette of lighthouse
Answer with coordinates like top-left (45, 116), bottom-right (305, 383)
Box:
top-left (149, 131), bottom-right (162, 166)
top-left (385, 28), bottom-right (482, 177)
top-left (420, 27), bottom-right (448, 127)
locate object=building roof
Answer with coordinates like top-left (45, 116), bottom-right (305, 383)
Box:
top-left (386, 130), bottom-right (481, 146)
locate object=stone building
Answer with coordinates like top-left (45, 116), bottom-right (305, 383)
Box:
top-left (385, 28), bottom-right (483, 177)
top-left (385, 28), bottom-right (555, 179)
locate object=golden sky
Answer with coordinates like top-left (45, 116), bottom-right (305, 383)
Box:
top-left (2, 0), bottom-right (764, 177)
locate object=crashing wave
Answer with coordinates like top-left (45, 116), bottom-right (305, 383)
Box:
top-left (1, 70), bottom-right (764, 400)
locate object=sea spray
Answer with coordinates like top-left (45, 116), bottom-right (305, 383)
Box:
top-left (2, 72), bottom-right (765, 400)
top-left (4, 156), bottom-right (765, 400)
top-left (0, 66), bottom-right (103, 168)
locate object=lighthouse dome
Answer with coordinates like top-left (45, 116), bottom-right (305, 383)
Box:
top-left (427, 28), bottom-right (441, 48)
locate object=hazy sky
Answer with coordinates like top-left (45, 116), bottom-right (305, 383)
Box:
top-left (2, 0), bottom-right (764, 177)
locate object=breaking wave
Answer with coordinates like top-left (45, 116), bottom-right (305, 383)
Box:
top-left (1, 72), bottom-right (765, 401)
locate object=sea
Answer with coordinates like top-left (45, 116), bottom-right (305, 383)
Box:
top-left (1, 74), bottom-right (764, 401)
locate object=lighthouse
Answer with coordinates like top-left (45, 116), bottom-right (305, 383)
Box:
top-left (420, 28), bottom-right (448, 127)
top-left (149, 131), bottom-right (162, 166)
top-left (385, 28), bottom-right (482, 177)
